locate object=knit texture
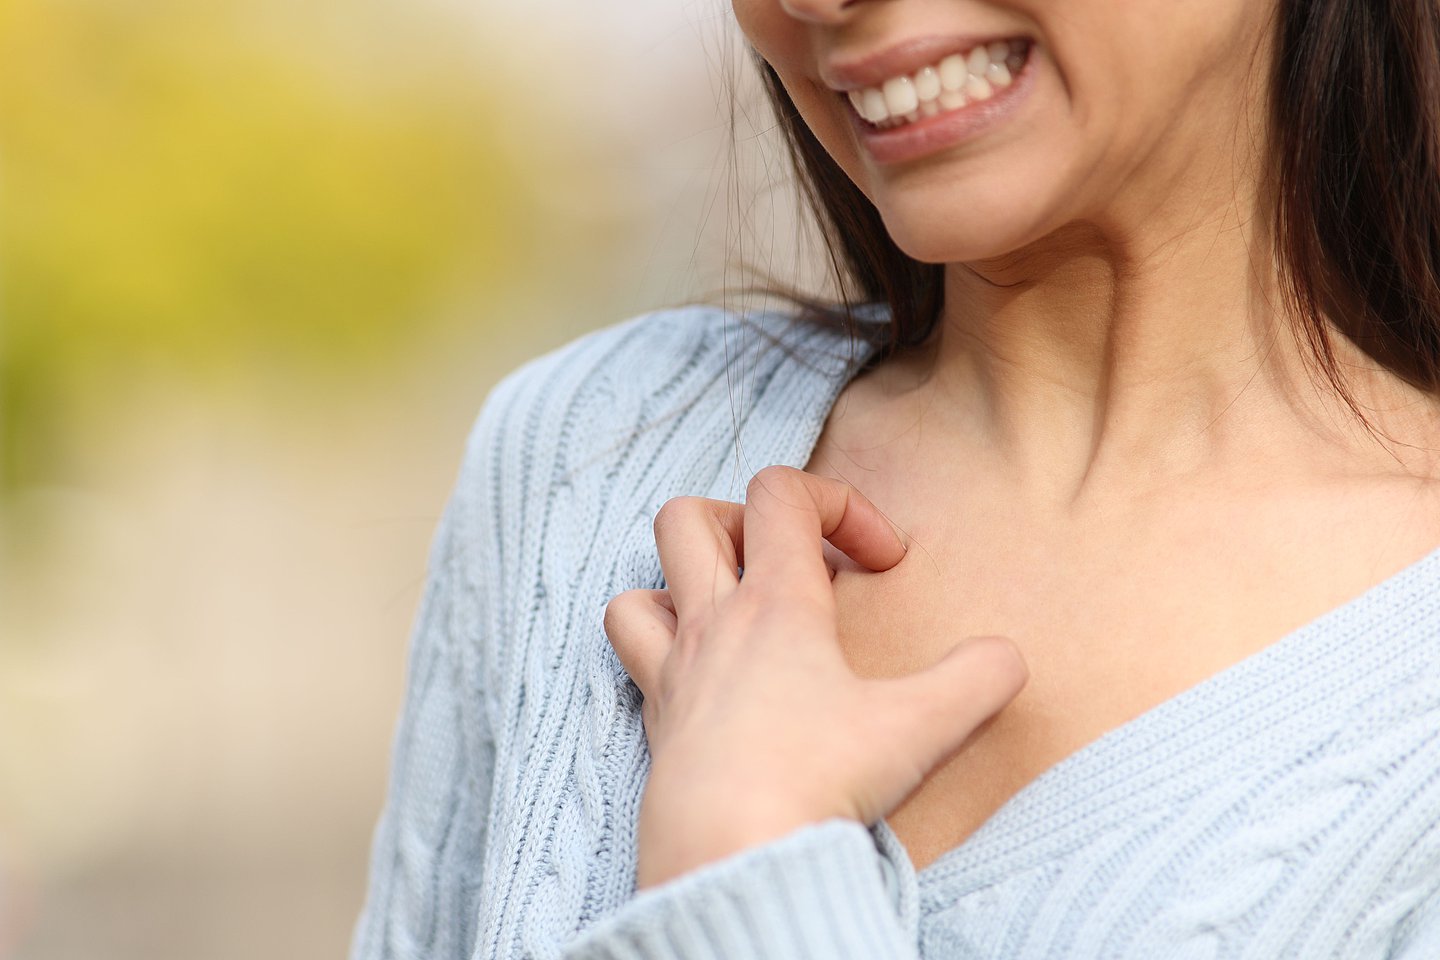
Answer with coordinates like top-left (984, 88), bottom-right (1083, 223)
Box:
top-left (350, 304), bottom-right (1440, 959)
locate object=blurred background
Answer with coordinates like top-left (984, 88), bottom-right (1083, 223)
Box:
top-left (0, 0), bottom-right (825, 956)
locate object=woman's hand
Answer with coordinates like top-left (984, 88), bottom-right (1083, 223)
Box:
top-left (603, 465), bottom-right (1028, 889)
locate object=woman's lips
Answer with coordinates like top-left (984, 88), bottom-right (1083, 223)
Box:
top-left (845, 43), bottom-right (1036, 165)
top-left (822, 33), bottom-right (1026, 92)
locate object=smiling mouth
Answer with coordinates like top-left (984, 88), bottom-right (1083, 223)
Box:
top-left (843, 39), bottom-right (1032, 130)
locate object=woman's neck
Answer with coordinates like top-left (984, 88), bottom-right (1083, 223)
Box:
top-left (908, 200), bottom-right (1438, 506)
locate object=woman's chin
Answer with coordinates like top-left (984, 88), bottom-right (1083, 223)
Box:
top-left (884, 224), bottom-right (1040, 267)
top-left (874, 191), bottom-right (1053, 265)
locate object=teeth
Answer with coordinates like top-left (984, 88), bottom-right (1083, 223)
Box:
top-left (938, 54), bottom-right (967, 92)
top-left (882, 75), bottom-right (918, 115)
top-left (967, 46), bottom-right (990, 77)
top-left (914, 65), bottom-right (941, 102)
top-left (848, 89), bottom-right (863, 115)
top-left (843, 40), bottom-right (1028, 129)
top-left (861, 88), bottom-right (888, 123)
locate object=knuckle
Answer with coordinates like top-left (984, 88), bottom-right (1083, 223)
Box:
top-left (602, 590), bottom-right (641, 637)
top-left (652, 496), bottom-right (704, 537)
top-left (746, 464), bottom-right (803, 501)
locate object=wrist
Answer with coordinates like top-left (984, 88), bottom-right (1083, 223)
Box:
top-left (636, 815), bottom-right (812, 889)
top-left (636, 823), bottom-right (806, 892)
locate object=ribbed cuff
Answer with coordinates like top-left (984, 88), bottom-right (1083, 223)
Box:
top-left (559, 818), bottom-right (915, 959)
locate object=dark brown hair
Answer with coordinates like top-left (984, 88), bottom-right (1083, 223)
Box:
top-left (746, 0), bottom-right (1440, 436)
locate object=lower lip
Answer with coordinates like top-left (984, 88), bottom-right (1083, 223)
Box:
top-left (847, 53), bottom-right (1037, 166)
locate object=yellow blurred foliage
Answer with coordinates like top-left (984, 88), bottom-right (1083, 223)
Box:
top-left (0, 0), bottom-right (529, 490)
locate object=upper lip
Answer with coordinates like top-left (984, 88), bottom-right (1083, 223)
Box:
top-left (821, 34), bottom-right (1026, 91)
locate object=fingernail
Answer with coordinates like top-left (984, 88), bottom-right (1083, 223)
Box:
top-left (890, 522), bottom-right (910, 550)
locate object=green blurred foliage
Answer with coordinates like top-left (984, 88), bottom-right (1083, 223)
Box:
top-left (0, 0), bottom-right (529, 491)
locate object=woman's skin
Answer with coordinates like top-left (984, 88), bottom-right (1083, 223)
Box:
top-left (605, 0), bottom-right (1440, 887)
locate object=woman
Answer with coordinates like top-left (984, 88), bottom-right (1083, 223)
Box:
top-left (352, 0), bottom-right (1440, 956)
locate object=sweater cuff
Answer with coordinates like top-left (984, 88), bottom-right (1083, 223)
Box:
top-left (559, 818), bottom-right (916, 959)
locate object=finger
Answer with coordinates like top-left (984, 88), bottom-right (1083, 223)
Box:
top-left (742, 466), bottom-right (905, 589)
top-left (603, 589), bottom-right (677, 697)
top-left (652, 496), bottom-right (745, 619)
top-left (871, 636), bottom-right (1029, 778)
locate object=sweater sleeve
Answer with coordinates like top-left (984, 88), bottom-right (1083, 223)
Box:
top-left (558, 818), bottom-right (919, 959)
top-left (348, 494), bottom-right (498, 960)
top-left (1390, 885), bottom-right (1440, 959)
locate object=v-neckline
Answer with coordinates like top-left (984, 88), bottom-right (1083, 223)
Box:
top-left (880, 534), bottom-right (1440, 894)
top-left (760, 310), bottom-right (1440, 901)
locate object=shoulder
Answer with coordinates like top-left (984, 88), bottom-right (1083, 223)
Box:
top-left (433, 303), bottom-right (878, 611)
top-left (454, 303), bottom-right (876, 511)
top-left (473, 301), bottom-right (870, 425)
top-left (438, 302), bottom-right (878, 717)
top-left (463, 304), bottom-right (739, 461)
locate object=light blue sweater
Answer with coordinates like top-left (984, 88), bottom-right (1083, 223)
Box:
top-left (350, 305), bottom-right (1440, 959)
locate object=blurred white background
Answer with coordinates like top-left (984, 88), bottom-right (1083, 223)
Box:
top-left (0, 0), bottom-right (824, 956)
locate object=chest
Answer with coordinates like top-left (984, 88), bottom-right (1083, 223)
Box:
top-left (817, 482), bottom-right (1440, 874)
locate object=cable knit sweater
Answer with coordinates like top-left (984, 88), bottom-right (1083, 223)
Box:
top-left (350, 304), bottom-right (1440, 959)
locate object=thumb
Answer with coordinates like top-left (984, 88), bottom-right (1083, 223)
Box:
top-left (874, 636), bottom-right (1029, 781)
